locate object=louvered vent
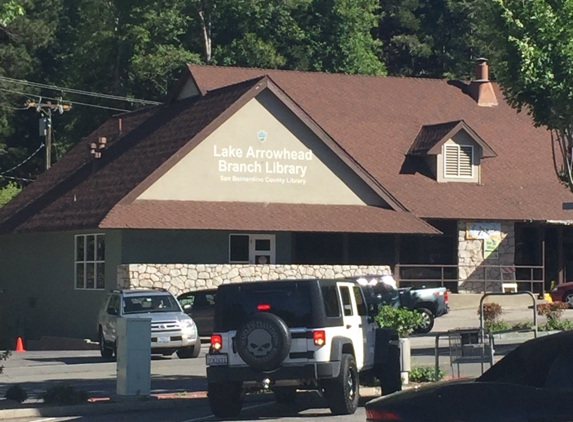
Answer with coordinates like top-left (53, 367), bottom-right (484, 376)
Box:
top-left (444, 145), bottom-right (473, 178)
top-left (445, 146), bottom-right (459, 177)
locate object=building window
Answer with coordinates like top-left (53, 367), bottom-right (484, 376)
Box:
top-left (75, 234), bottom-right (105, 290)
top-left (444, 144), bottom-right (473, 178)
top-left (229, 234), bottom-right (276, 264)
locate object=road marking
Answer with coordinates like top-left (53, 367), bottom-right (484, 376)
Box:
top-left (29, 418), bottom-right (57, 422)
top-left (179, 401), bottom-right (274, 422)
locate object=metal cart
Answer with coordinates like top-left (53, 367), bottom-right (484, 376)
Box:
top-left (448, 327), bottom-right (494, 378)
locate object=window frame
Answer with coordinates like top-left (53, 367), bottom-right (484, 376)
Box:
top-left (228, 233), bottom-right (276, 264)
top-left (443, 144), bottom-right (474, 179)
top-left (74, 233), bottom-right (105, 291)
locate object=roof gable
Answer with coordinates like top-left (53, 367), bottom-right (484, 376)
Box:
top-left (123, 76), bottom-right (406, 211)
top-left (407, 120), bottom-right (497, 158)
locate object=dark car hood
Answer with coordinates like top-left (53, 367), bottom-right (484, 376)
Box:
top-left (367, 378), bottom-right (475, 405)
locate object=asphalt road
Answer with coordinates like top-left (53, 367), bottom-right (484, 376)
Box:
top-left (3, 306), bottom-right (573, 421)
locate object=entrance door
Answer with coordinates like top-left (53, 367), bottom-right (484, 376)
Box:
top-left (249, 235), bottom-right (275, 264)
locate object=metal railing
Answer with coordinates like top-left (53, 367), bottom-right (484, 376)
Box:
top-left (395, 263), bottom-right (545, 294)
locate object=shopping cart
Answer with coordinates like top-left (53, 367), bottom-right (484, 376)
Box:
top-left (448, 328), bottom-right (494, 378)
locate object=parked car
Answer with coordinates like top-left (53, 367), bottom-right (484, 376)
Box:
top-left (350, 275), bottom-right (449, 334)
top-left (177, 289), bottom-right (217, 337)
top-left (365, 330), bottom-right (573, 422)
top-left (205, 278), bottom-right (402, 418)
top-left (549, 281), bottom-right (573, 308)
top-left (97, 288), bottom-right (201, 359)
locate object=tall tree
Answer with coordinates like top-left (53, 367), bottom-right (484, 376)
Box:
top-left (378, 0), bottom-right (490, 78)
top-left (483, 0), bottom-right (573, 190)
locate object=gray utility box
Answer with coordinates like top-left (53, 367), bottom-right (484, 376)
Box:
top-left (116, 317), bottom-right (151, 397)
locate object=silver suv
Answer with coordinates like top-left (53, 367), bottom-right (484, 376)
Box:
top-left (97, 288), bottom-right (200, 359)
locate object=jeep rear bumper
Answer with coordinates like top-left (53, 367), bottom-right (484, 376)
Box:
top-left (207, 361), bottom-right (341, 383)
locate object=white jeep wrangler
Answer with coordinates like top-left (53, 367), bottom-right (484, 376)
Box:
top-left (205, 278), bottom-right (401, 417)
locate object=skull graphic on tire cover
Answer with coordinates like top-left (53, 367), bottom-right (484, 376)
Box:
top-left (247, 328), bottom-right (273, 357)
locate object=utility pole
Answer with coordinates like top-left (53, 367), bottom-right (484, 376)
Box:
top-left (25, 99), bottom-right (71, 170)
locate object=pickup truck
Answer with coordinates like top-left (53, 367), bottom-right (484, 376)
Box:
top-left (348, 275), bottom-right (449, 334)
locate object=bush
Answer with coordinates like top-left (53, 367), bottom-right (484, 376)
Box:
top-left (409, 366), bottom-right (445, 383)
top-left (537, 302), bottom-right (569, 321)
top-left (484, 320), bottom-right (510, 333)
top-left (539, 319), bottom-right (573, 331)
top-left (39, 383), bottom-right (89, 406)
top-left (375, 305), bottom-right (424, 337)
top-left (480, 302), bottom-right (503, 322)
top-left (0, 350), bottom-right (11, 375)
top-left (5, 384), bottom-right (27, 403)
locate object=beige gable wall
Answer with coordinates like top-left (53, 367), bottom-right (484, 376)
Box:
top-left (436, 130), bottom-right (482, 183)
top-left (138, 90), bottom-right (386, 206)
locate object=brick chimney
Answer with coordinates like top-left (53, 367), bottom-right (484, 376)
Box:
top-left (468, 58), bottom-right (498, 107)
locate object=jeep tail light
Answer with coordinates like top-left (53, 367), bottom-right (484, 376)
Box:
top-left (257, 303), bottom-right (271, 311)
top-left (313, 330), bottom-right (326, 347)
top-left (211, 334), bottom-right (222, 351)
top-left (444, 290), bottom-right (449, 304)
top-left (365, 408), bottom-right (402, 420)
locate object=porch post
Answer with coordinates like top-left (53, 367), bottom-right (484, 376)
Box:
top-left (394, 235), bottom-right (401, 284)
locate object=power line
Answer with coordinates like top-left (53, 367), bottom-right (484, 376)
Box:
top-left (0, 142), bottom-right (44, 175)
top-left (0, 175), bottom-right (35, 182)
top-left (0, 87), bottom-right (129, 112)
top-left (0, 76), bottom-right (162, 105)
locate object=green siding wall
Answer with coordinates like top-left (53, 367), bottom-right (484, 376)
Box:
top-left (121, 230), bottom-right (292, 264)
top-left (0, 230), bottom-right (121, 345)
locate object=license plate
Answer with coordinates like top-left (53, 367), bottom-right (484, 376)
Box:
top-left (206, 353), bottom-right (228, 366)
top-left (157, 336), bottom-right (170, 344)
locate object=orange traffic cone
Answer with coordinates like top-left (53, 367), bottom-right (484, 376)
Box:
top-left (15, 337), bottom-right (25, 353)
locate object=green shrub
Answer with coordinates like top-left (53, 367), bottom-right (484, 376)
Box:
top-left (375, 305), bottom-right (423, 337)
top-left (0, 350), bottom-right (11, 375)
top-left (409, 366), bottom-right (445, 383)
top-left (5, 384), bottom-right (27, 403)
top-left (537, 302), bottom-right (569, 321)
top-left (480, 302), bottom-right (503, 322)
top-left (39, 383), bottom-right (89, 406)
top-left (484, 320), bottom-right (510, 333)
top-left (539, 319), bottom-right (573, 331)
top-left (510, 322), bottom-right (533, 331)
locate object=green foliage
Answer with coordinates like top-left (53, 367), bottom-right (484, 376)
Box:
top-left (0, 0), bottom-right (24, 27)
top-left (375, 305), bottom-right (423, 337)
top-left (480, 302), bottom-right (503, 322)
top-left (482, 0), bottom-right (573, 189)
top-left (5, 384), bottom-right (27, 403)
top-left (409, 366), bottom-right (445, 383)
top-left (0, 181), bottom-right (21, 207)
top-left (537, 302), bottom-right (569, 321)
top-left (484, 319), bottom-right (510, 333)
top-left (539, 319), bottom-right (573, 331)
top-left (0, 350), bottom-right (11, 375)
top-left (39, 383), bottom-right (88, 406)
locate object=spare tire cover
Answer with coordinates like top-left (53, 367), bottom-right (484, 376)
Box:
top-left (236, 312), bottom-right (291, 371)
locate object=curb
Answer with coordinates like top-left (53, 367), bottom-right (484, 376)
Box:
top-left (0, 392), bottom-right (207, 420)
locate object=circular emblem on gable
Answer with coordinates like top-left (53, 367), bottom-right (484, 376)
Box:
top-left (257, 130), bottom-right (267, 143)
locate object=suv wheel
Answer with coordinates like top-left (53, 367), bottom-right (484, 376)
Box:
top-left (323, 353), bottom-right (359, 415)
top-left (236, 313), bottom-right (291, 371)
top-left (273, 387), bottom-right (297, 404)
top-left (208, 382), bottom-right (244, 417)
top-left (99, 331), bottom-right (113, 359)
top-left (413, 308), bottom-right (434, 334)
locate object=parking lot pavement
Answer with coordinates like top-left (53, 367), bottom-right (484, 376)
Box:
top-left (2, 307), bottom-right (572, 419)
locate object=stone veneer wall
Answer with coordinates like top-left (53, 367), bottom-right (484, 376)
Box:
top-left (117, 264), bottom-right (393, 296)
top-left (458, 221), bottom-right (515, 292)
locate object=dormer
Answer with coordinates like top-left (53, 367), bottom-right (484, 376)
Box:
top-left (407, 120), bottom-right (496, 183)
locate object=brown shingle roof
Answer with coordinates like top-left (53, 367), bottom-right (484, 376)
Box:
top-left (0, 77), bottom-right (267, 234)
top-left (101, 201), bottom-right (438, 234)
top-left (407, 121), bottom-right (461, 155)
top-left (186, 64), bottom-right (573, 221)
